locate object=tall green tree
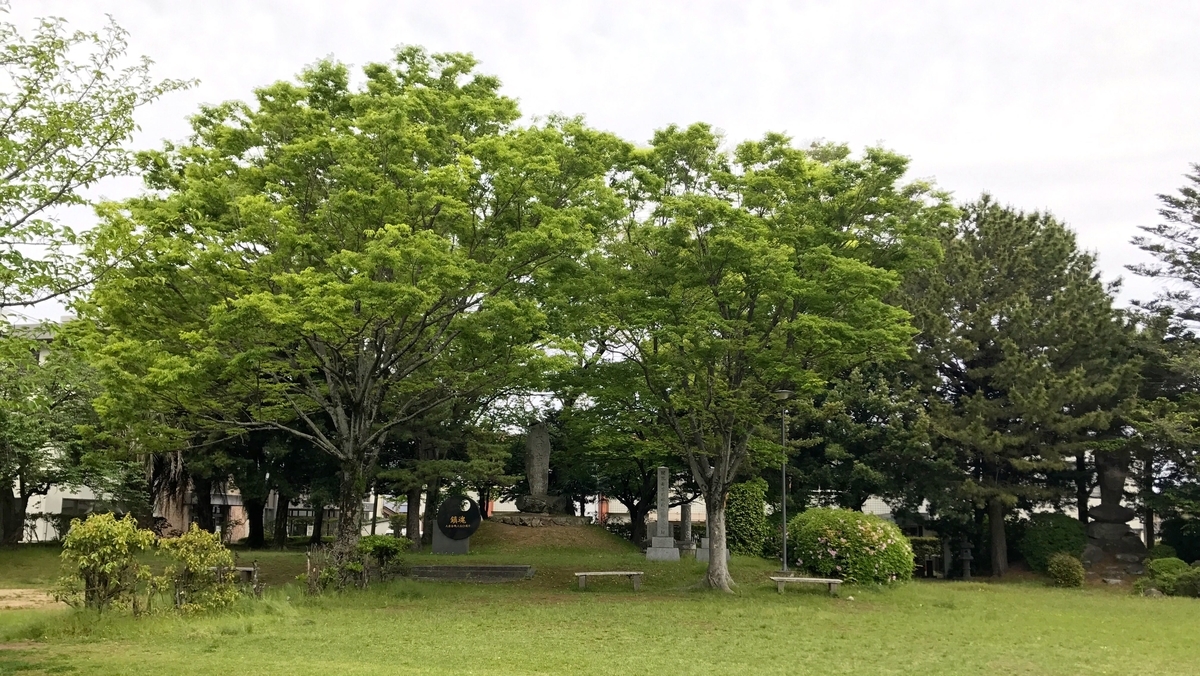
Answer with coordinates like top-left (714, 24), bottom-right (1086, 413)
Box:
top-left (907, 197), bottom-right (1138, 576)
top-left (83, 49), bottom-right (626, 547)
top-left (0, 326), bottom-right (101, 542)
top-left (787, 366), bottom-right (938, 512)
top-left (605, 126), bottom-right (947, 590)
top-left (0, 5), bottom-right (186, 311)
top-left (1128, 164), bottom-right (1200, 541)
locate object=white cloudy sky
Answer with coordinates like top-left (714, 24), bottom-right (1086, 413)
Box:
top-left (12, 0), bottom-right (1200, 307)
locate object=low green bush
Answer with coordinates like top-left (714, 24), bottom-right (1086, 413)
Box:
top-left (1018, 513), bottom-right (1087, 573)
top-left (909, 537), bottom-right (941, 561)
top-left (1147, 544), bottom-right (1177, 560)
top-left (158, 524), bottom-right (240, 613)
top-left (1173, 567), bottom-right (1200, 598)
top-left (788, 508), bottom-right (913, 584)
top-left (1046, 552), bottom-right (1085, 588)
top-left (1145, 557), bottom-right (1190, 595)
top-left (357, 535), bottom-right (409, 564)
top-left (358, 534), bottom-right (412, 580)
top-left (55, 513), bottom-right (155, 613)
top-left (726, 479), bottom-right (769, 556)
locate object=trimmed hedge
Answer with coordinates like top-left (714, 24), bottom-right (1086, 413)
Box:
top-left (726, 479), bottom-right (769, 556)
top-left (909, 536), bottom-right (941, 561)
top-left (788, 508), bottom-right (913, 584)
top-left (1174, 567), bottom-right (1200, 597)
top-left (1046, 552), bottom-right (1085, 587)
top-left (1144, 557), bottom-right (1191, 595)
top-left (1147, 544), bottom-right (1177, 561)
top-left (1018, 513), bottom-right (1087, 573)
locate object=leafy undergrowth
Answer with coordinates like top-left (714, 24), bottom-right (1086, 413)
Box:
top-left (0, 527), bottom-right (1197, 674)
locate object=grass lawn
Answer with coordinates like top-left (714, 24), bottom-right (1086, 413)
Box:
top-left (0, 522), bottom-right (1197, 675)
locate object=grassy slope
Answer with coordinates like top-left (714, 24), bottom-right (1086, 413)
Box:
top-left (1, 523), bottom-right (1198, 675)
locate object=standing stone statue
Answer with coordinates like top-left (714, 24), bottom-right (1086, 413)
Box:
top-left (1087, 452), bottom-right (1147, 556)
top-left (646, 466), bottom-right (680, 561)
top-left (515, 422), bottom-right (570, 514)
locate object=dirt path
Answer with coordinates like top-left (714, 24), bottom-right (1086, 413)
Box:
top-left (0, 589), bottom-right (64, 610)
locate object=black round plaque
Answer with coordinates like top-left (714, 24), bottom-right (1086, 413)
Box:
top-left (436, 496), bottom-right (481, 540)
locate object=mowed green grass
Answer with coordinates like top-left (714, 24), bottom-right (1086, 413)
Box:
top-left (1, 524), bottom-right (1198, 675)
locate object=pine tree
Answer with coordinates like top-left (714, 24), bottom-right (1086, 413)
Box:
top-left (908, 197), bottom-right (1138, 576)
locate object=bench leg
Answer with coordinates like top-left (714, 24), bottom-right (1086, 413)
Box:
top-left (631, 575), bottom-right (641, 592)
top-left (829, 583), bottom-right (838, 596)
top-left (578, 576), bottom-right (586, 591)
top-left (777, 581), bottom-right (785, 594)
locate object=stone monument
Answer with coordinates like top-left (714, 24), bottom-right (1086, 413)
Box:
top-left (645, 466), bottom-right (680, 561)
top-left (515, 422), bottom-right (571, 514)
top-left (677, 502), bottom-right (695, 555)
top-left (1086, 454), bottom-right (1147, 557)
top-left (432, 495), bottom-right (482, 555)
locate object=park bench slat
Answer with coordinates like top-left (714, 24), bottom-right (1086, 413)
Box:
top-left (770, 576), bottom-right (842, 595)
top-left (575, 571), bottom-right (644, 591)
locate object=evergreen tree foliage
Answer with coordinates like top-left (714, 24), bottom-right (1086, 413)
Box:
top-left (907, 197), bottom-right (1138, 576)
top-left (725, 478), bottom-right (769, 556)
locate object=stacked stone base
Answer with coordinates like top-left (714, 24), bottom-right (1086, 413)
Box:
top-left (492, 514), bottom-right (593, 527)
top-left (1087, 504), bottom-right (1147, 558)
top-left (646, 535), bottom-right (680, 561)
top-left (515, 494), bottom-right (572, 514)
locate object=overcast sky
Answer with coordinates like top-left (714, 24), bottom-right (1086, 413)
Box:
top-left (13, 0), bottom-right (1200, 308)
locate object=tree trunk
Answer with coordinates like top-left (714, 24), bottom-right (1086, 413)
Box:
top-left (1141, 450), bottom-right (1155, 548)
top-left (988, 496), bottom-right (1008, 577)
top-left (477, 484), bottom-right (492, 519)
top-left (422, 480), bottom-right (441, 546)
top-left (273, 494), bottom-right (291, 549)
top-left (406, 487), bottom-right (423, 549)
top-left (629, 504), bottom-right (647, 546)
top-left (704, 491), bottom-right (734, 591)
top-left (335, 462), bottom-right (364, 546)
top-left (0, 489), bottom-right (29, 544)
top-left (245, 497), bottom-right (266, 549)
top-left (1075, 452), bottom-right (1090, 524)
top-left (309, 503), bottom-right (325, 545)
top-left (193, 475), bottom-right (216, 533)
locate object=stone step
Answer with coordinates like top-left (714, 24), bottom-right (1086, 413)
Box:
top-left (408, 565), bottom-right (535, 583)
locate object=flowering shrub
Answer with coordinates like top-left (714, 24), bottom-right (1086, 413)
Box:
top-left (158, 523), bottom-right (239, 612)
top-left (787, 508), bottom-right (913, 584)
top-left (55, 513), bottom-right (155, 613)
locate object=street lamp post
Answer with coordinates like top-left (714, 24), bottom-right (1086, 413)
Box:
top-left (781, 406), bottom-right (788, 572)
top-left (772, 390), bottom-right (792, 573)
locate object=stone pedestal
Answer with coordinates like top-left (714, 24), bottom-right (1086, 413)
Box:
top-left (517, 423), bottom-right (572, 515)
top-left (647, 536), bottom-right (680, 561)
top-left (645, 466), bottom-right (680, 561)
top-left (432, 526), bottom-right (469, 555)
top-left (1088, 454), bottom-right (1147, 559)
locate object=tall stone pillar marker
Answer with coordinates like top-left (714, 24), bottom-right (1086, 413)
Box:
top-left (678, 502), bottom-right (695, 555)
top-left (646, 466), bottom-right (680, 561)
top-left (515, 422), bottom-right (569, 514)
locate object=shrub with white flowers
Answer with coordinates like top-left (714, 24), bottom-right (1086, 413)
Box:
top-left (787, 508), bottom-right (913, 584)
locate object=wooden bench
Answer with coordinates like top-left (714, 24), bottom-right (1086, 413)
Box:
top-left (575, 571), bottom-right (644, 591)
top-left (770, 576), bottom-right (842, 595)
